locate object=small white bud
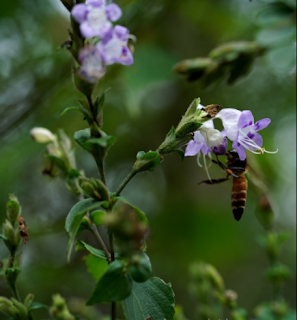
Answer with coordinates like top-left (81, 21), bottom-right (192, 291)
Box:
top-left (30, 127), bottom-right (56, 143)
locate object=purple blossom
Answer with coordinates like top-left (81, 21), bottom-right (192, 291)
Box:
top-left (78, 45), bottom-right (106, 83)
top-left (71, 1), bottom-right (122, 39)
top-left (232, 110), bottom-right (273, 160)
top-left (97, 25), bottom-right (134, 66)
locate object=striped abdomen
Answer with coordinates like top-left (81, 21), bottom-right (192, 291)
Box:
top-left (232, 176), bottom-right (248, 221)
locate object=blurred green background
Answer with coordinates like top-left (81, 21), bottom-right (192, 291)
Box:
top-left (0, 0), bottom-right (296, 319)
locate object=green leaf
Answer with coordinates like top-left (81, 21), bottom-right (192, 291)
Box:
top-left (184, 98), bottom-right (200, 117)
top-left (28, 302), bottom-right (49, 312)
top-left (90, 210), bottom-right (106, 226)
top-left (85, 254), bottom-right (108, 281)
top-left (60, 106), bottom-right (93, 122)
top-left (128, 253), bottom-right (152, 283)
top-left (65, 198), bottom-right (108, 262)
top-left (122, 277), bottom-right (175, 320)
top-left (76, 240), bottom-right (108, 260)
top-left (136, 151), bottom-right (146, 159)
top-left (73, 128), bottom-right (92, 152)
top-left (94, 88), bottom-right (111, 117)
top-left (85, 136), bottom-right (117, 149)
top-left (256, 3), bottom-right (294, 27)
top-left (116, 196), bottom-right (148, 224)
top-left (86, 260), bottom-right (132, 305)
top-left (0, 233), bottom-right (7, 240)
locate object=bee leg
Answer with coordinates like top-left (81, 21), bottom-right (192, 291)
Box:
top-left (228, 166), bottom-right (246, 172)
top-left (198, 177), bottom-right (230, 185)
top-left (214, 155), bottom-right (240, 178)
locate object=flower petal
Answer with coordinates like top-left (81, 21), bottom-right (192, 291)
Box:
top-left (201, 119), bottom-right (214, 129)
top-left (234, 143), bottom-right (246, 160)
top-left (250, 132), bottom-right (263, 149)
top-left (87, 0), bottom-right (104, 7)
top-left (105, 3), bottom-right (122, 21)
top-left (216, 108), bottom-right (241, 141)
top-left (237, 110), bottom-right (254, 129)
top-left (252, 118), bottom-right (271, 132)
top-left (71, 4), bottom-right (88, 23)
top-left (185, 140), bottom-right (203, 156)
top-left (212, 138), bottom-right (228, 155)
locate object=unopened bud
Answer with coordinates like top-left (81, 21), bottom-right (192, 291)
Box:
top-left (133, 151), bottom-right (161, 173)
top-left (30, 127), bottom-right (56, 143)
top-left (205, 264), bottom-right (225, 292)
top-left (78, 178), bottom-right (109, 201)
top-left (2, 220), bottom-right (20, 256)
top-left (6, 194), bottom-right (20, 225)
top-left (50, 294), bottom-right (75, 320)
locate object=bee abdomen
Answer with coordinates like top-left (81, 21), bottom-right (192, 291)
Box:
top-left (231, 177), bottom-right (248, 221)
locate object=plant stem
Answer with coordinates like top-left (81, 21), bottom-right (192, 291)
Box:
top-left (115, 170), bottom-right (137, 196)
top-left (95, 158), bottom-right (106, 185)
top-left (91, 225), bottom-right (111, 263)
top-left (111, 301), bottom-right (117, 320)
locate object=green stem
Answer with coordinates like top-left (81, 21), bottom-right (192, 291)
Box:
top-left (91, 225), bottom-right (111, 263)
top-left (115, 170), bottom-right (137, 196)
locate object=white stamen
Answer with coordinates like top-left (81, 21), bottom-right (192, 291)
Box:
top-left (196, 152), bottom-right (203, 167)
top-left (203, 153), bottom-right (212, 182)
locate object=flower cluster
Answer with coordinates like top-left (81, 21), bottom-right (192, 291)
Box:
top-left (185, 102), bottom-right (277, 163)
top-left (71, 0), bottom-right (133, 83)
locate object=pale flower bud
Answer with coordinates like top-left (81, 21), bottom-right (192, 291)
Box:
top-left (199, 127), bottom-right (224, 148)
top-left (30, 127), bottom-right (56, 143)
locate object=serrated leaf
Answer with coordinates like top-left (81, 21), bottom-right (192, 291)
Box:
top-left (122, 277), bottom-right (175, 320)
top-left (76, 240), bottom-right (108, 260)
top-left (86, 260), bottom-right (132, 305)
top-left (65, 199), bottom-right (108, 262)
top-left (116, 196), bottom-right (148, 224)
top-left (60, 106), bottom-right (93, 122)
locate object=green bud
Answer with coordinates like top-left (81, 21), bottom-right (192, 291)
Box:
top-left (24, 293), bottom-right (34, 311)
top-left (89, 210), bottom-right (106, 226)
top-left (128, 253), bottom-right (152, 283)
top-left (2, 219), bottom-right (20, 256)
top-left (11, 298), bottom-right (29, 320)
top-left (50, 294), bottom-right (75, 320)
top-left (133, 151), bottom-right (161, 173)
top-left (0, 296), bottom-right (14, 316)
top-left (265, 263), bottom-right (291, 283)
top-left (205, 264), bottom-right (225, 293)
top-left (78, 177), bottom-right (110, 201)
top-left (6, 194), bottom-right (21, 225)
top-left (224, 290), bottom-right (238, 310)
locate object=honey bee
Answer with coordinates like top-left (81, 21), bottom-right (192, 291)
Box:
top-left (200, 150), bottom-right (248, 221)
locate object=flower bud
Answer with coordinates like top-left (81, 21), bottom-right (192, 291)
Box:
top-left (133, 151), bottom-right (161, 173)
top-left (50, 294), bottom-right (75, 320)
top-left (224, 290), bottom-right (238, 309)
top-left (205, 264), bottom-right (225, 292)
top-left (30, 127), bottom-right (56, 143)
top-left (2, 219), bottom-right (20, 256)
top-left (128, 253), bottom-right (152, 283)
top-left (6, 194), bottom-right (20, 225)
top-left (78, 177), bottom-right (110, 201)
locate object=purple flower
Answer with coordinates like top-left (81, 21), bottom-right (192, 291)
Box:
top-left (232, 110), bottom-right (274, 160)
top-left (216, 108), bottom-right (277, 160)
top-left (71, 1), bottom-right (122, 39)
top-left (97, 25), bottom-right (134, 66)
top-left (78, 45), bottom-right (106, 83)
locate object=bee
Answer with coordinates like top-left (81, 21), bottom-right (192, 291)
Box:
top-left (200, 150), bottom-right (248, 221)
top-left (17, 216), bottom-right (29, 244)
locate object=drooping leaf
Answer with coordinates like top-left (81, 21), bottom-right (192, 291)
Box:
top-left (65, 198), bottom-right (108, 262)
top-left (60, 106), bottom-right (93, 122)
top-left (86, 260), bottom-right (132, 305)
top-left (122, 277), bottom-right (175, 320)
top-left (115, 196), bottom-right (148, 224)
top-left (76, 240), bottom-right (108, 260)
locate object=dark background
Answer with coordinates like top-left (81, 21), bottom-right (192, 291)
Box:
top-left (0, 0), bottom-right (296, 319)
